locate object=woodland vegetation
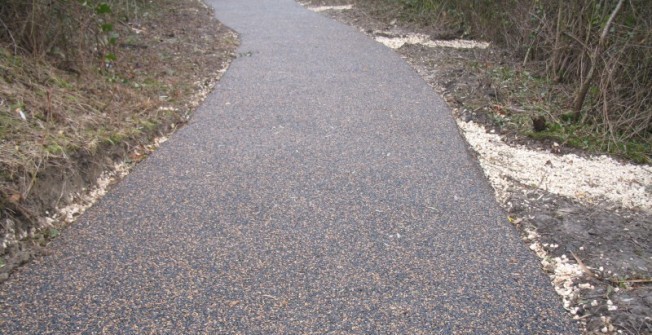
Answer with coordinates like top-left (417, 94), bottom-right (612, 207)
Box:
top-left (382, 0), bottom-right (651, 161)
top-left (0, 0), bottom-right (235, 273)
top-left (0, 0), bottom-right (157, 228)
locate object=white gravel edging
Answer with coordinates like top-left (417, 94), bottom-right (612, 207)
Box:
top-left (307, 5), bottom-right (353, 12)
top-left (456, 119), bottom-right (652, 212)
top-left (453, 117), bottom-right (649, 333)
top-left (375, 33), bottom-right (490, 50)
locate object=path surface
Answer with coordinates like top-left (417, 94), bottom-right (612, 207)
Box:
top-left (0, 0), bottom-right (577, 333)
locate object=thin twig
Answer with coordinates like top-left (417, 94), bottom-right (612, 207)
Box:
top-left (0, 17), bottom-right (18, 55)
top-left (570, 251), bottom-right (596, 278)
top-left (573, 0), bottom-right (625, 115)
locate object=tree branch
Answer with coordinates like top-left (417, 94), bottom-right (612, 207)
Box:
top-left (572, 0), bottom-right (625, 117)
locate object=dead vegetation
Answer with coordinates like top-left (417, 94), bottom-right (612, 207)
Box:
top-left (0, 0), bottom-right (237, 279)
top-left (353, 0), bottom-right (651, 163)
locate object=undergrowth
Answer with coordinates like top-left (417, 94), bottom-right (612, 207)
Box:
top-left (0, 0), bottom-right (169, 213)
top-left (484, 64), bottom-right (650, 163)
top-left (0, 0), bottom-right (236, 274)
top-left (360, 0), bottom-right (651, 163)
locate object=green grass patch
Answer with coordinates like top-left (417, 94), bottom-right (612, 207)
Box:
top-left (139, 119), bottom-right (158, 132)
top-left (486, 64), bottom-right (650, 163)
top-left (528, 120), bottom-right (650, 164)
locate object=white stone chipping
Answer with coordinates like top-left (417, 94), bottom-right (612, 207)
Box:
top-left (454, 117), bottom-right (650, 331)
top-left (307, 5), bottom-right (353, 12)
top-left (375, 33), bottom-right (490, 50)
top-left (526, 228), bottom-right (586, 316)
top-left (456, 118), bottom-right (652, 212)
top-left (53, 162), bottom-right (130, 225)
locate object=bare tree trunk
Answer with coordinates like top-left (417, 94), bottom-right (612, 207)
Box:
top-left (551, 3), bottom-right (563, 82)
top-left (572, 0), bottom-right (624, 119)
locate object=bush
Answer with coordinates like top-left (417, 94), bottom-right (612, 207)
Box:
top-left (373, 0), bottom-right (651, 147)
top-left (0, 0), bottom-right (144, 71)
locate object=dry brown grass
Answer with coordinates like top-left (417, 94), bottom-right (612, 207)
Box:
top-left (0, 0), bottom-right (237, 275)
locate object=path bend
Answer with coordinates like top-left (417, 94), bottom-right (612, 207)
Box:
top-left (0, 0), bottom-right (576, 333)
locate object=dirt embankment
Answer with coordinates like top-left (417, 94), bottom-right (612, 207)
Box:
top-left (1, 0), bottom-right (238, 281)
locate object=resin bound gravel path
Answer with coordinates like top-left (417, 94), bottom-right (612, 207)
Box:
top-left (0, 0), bottom-right (578, 333)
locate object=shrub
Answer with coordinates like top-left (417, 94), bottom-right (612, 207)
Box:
top-left (375, 0), bottom-right (651, 148)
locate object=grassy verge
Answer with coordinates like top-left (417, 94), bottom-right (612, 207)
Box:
top-left (0, 0), bottom-right (237, 279)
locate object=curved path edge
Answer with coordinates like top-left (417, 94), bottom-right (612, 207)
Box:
top-left (0, 0), bottom-right (577, 333)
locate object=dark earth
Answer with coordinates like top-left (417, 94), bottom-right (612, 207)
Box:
top-left (303, 1), bottom-right (651, 334)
